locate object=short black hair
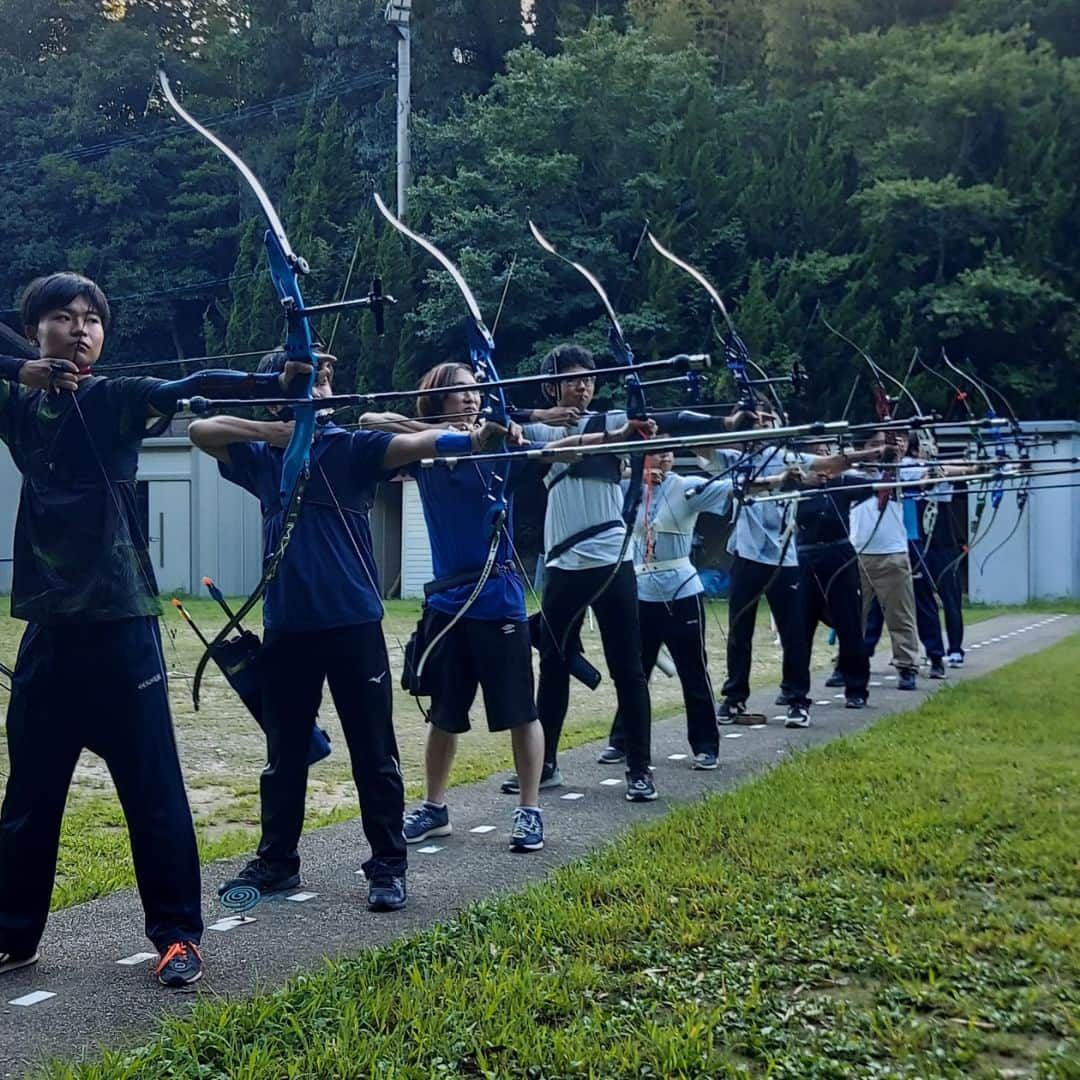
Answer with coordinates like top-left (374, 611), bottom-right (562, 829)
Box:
top-left (540, 344), bottom-right (595, 379)
top-left (20, 272), bottom-right (111, 333)
top-left (257, 349), bottom-right (333, 376)
top-left (256, 350), bottom-right (287, 376)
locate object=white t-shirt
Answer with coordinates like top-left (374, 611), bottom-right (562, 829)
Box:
top-left (848, 463), bottom-right (926, 554)
top-left (630, 472), bottom-right (732, 603)
top-left (524, 411), bottom-right (629, 571)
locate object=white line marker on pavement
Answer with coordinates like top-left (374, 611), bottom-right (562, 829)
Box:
top-left (208, 915), bottom-right (255, 932)
top-left (870, 681), bottom-right (882, 687)
top-left (9, 990), bottom-right (55, 1007)
top-left (724, 732), bottom-right (744, 739)
top-left (600, 778), bottom-right (622, 786)
top-left (816, 700), bottom-right (831, 706)
top-left (416, 845), bottom-right (444, 854)
top-left (469, 825), bottom-right (497, 834)
top-left (560, 792), bottom-right (585, 801)
top-left (772, 715), bottom-right (787, 721)
top-left (750, 724), bottom-right (767, 730)
top-left (116, 952), bottom-right (157, 966)
top-left (667, 753), bottom-right (687, 760)
top-left (286, 892), bottom-right (318, 902)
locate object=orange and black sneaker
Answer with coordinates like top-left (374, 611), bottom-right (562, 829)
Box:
top-left (156, 941), bottom-right (203, 988)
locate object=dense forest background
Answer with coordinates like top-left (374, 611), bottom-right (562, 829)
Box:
top-left (1, 0), bottom-right (1077, 423)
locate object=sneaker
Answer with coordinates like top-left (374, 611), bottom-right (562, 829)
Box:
top-left (845, 696), bottom-right (867, 709)
top-left (898, 668), bottom-right (917, 691)
top-left (692, 751), bottom-right (719, 770)
top-left (0, 949), bottom-right (39, 976)
top-left (596, 745), bottom-right (625, 765)
top-left (367, 875), bottom-right (407, 912)
top-left (825, 668), bottom-right (845, 688)
top-left (218, 857), bottom-right (299, 898)
top-left (785, 704), bottom-right (811, 729)
top-left (929, 659), bottom-right (947, 679)
top-left (501, 764), bottom-right (562, 795)
top-left (625, 771), bottom-right (658, 802)
top-left (155, 941), bottom-right (203, 987)
top-left (509, 806), bottom-right (544, 852)
top-left (947, 651), bottom-right (964, 667)
top-left (717, 700), bottom-right (745, 725)
top-left (403, 802), bottom-right (452, 844)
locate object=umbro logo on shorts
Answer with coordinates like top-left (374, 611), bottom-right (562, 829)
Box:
top-left (368, 671), bottom-right (387, 684)
top-left (500, 624), bottom-right (516, 635)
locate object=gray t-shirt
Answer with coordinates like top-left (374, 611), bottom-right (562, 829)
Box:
top-left (698, 445), bottom-right (813, 567)
top-left (524, 411), bottom-right (629, 571)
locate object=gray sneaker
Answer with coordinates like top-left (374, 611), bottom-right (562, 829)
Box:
top-left (596, 745), bottom-right (626, 765)
top-left (692, 751), bottom-right (719, 770)
top-left (501, 765), bottom-right (562, 795)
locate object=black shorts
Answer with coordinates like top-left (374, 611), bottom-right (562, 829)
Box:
top-left (421, 607), bottom-right (537, 734)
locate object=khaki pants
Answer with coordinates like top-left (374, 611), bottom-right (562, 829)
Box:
top-left (859, 552), bottom-right (919, 670)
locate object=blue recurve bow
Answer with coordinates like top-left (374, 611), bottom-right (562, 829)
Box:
top-left (159, 71), bottom-right (320, 708)
top-left (373, 192), bottom-right (509, 677)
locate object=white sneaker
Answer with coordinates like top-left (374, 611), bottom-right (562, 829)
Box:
top-left (947, 652), bottom-right (964, 667)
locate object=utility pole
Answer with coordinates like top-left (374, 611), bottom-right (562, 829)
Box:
top-left (384, 0), bottom-right (412, 218)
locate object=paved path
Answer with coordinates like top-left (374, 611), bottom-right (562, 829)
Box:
top-left (1, 612), bottom-right (1075, 1076)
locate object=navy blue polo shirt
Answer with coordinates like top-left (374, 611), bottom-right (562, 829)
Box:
top-left (221, 424), bottom-right (393, 632)
top-left (412, 457), bottom-right (526, 622)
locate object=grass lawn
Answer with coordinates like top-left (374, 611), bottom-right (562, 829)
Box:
top-left (0, 595), bottom-right (1076, 912)
top-left (38, 633), bottom-right (1080, 1079)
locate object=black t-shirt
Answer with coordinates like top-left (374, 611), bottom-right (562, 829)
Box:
top-left (795, 475), bottom-right (872, 551)
top-left (0, 372), bottom-right (163, 623)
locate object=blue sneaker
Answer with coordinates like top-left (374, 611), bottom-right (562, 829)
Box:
top-left (155, 941), bottom-right (203, 987)
top-left (403, 802), bottom-right (451, 844)
top-left (367, 875), bottom-right (407, 912)
top-left (509, 807), bottom-right (544, 852)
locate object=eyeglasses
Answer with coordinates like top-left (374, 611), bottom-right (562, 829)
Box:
top-left (561, 374), bottom-right (595, 387)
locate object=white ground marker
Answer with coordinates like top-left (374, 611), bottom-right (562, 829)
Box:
top-left (116, 952), bottom-right (157, 966)
top-left (600, 778), bottom-right (622, 786)
top-left (416, 845), bottom-right (444, 854)
top-left (560, 792), bottom-right (585, 801)
top-left (816, 700), bottom-right (831, 706)
top-left (208, 915), bottom-right (255, 932)
top-left (724, 732), bottom-right (744, 739)
top-left (9, 990), bottom-right (55, 1007)
top-left (286, 892), bottom-right (318, 902)
top-left (667, 753), bottom-right (687, 761)
top-left (469, 825), bottom-right (497, 834)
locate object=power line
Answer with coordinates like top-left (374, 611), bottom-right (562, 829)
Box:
top-left (0, 70), bottom-right (392, 178)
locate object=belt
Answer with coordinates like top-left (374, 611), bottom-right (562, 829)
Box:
top-left (635, 557), bottom-right (694, 575)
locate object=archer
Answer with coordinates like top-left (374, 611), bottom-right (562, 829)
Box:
top-left (188, 351), bottom-right (508, 913)
top-left (0, 272), bottom-right (311, 987)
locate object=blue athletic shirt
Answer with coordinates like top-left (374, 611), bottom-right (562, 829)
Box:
top-left (411, 457), bottom-right (526, 622)
top-left (220, 424), bottom-right (393, 632)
